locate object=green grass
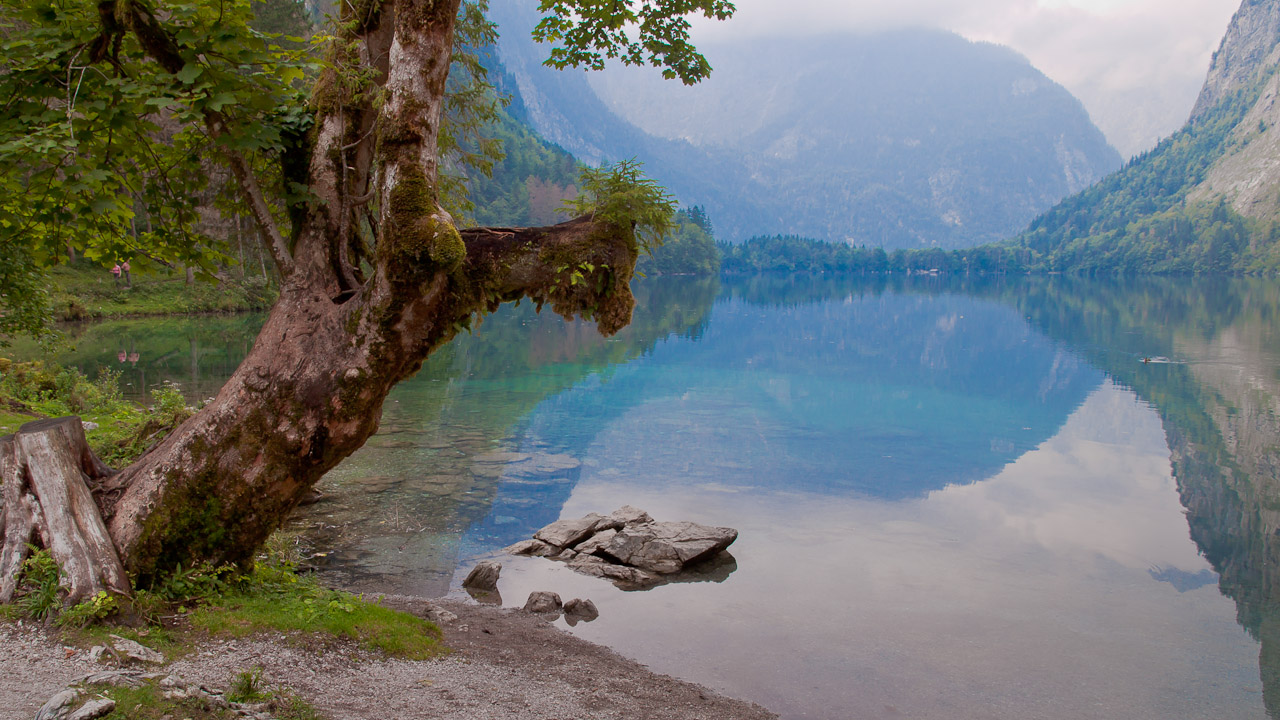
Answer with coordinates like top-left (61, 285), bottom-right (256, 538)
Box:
top-left (47, 261), bottom-right (275, 322)
top-left (189, 569), bottom-right (443, 660)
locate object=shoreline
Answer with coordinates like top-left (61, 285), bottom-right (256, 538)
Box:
top-left (1, 595), bottom-right (777, 720)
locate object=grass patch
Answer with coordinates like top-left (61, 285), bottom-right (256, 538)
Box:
top-left (190, 567), bottom-right (443, 660)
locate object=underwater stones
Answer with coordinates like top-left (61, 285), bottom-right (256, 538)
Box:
top-left (514, 507), bottom-right (738, 588)
top-left (462, 560), bottom-right (501, 591)
top-left (472, 451), bottom-right (532, 465)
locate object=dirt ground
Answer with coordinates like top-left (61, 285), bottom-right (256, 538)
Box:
top-left (0, 596), bottom-right (777, 720)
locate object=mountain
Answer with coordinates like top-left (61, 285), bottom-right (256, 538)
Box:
top-left (490, 1), bottom-right (1121, 249)
top-left (1018, 0), bottom-right (1280, 274)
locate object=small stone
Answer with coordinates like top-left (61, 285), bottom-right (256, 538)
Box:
top-left (564, 598), bottom-right (599, 621)
top-left (68, 699), bottom-right (116, 720)
top-left (81, 421), bottom-right (99, 432)
top-left (426, 607), bottom-right (458, 625)
top-left (462, 560), bottom-right (501, 591)
top-left (523, 591), bottom-right (562, 614)
top-left (86, 646), bottom-right (107, 663)
top-left (35, 689), bottom-right (77, 720)
top-left (109, 635), bottom-right (165, 664)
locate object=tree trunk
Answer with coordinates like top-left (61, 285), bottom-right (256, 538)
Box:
top-left (103, 217), bottom-right (636, 585)
top-left (0, 0), bottom-right (642, 596)
top-left (0, 418), bottom-right (129, 604)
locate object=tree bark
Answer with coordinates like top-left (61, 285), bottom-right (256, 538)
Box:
top-left (0, 418), bottom-right (128, 604)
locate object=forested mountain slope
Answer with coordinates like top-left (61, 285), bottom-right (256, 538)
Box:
top-left (1018, 0), bottom-right (1280, 273)
top-left (490, 0), bottom-right (1120, 249)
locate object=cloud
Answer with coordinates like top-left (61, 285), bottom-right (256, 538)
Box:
top-left (690, 0), bottom-right (1241, 157)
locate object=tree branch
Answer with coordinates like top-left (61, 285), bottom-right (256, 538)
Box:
top-left (458, 216), bottom-right (640, 336)
top-left (225, 149), bottom-right (295, 278)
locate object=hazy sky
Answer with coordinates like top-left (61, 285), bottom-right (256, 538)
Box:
top-left (689, 0), bottom-right (1242, 157)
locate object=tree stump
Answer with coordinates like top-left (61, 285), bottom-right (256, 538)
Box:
top-left (0, 417), bottom-right (128, 604)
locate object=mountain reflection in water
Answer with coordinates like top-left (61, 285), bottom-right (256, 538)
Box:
top-left (13, 275), bottom-right (1280, 719)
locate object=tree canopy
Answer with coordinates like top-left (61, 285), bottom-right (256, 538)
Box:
top-left (0, 0), bottom-right (734, 340)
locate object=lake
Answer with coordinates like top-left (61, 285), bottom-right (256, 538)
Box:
top-left (18, 275), bottom-right (1280, 720)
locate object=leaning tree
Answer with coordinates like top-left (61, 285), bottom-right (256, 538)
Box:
top-left (0, 0), bottom-right (733, 603)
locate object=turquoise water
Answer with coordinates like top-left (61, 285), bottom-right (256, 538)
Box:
top-left (20, 276), bottom-right (1280, 719)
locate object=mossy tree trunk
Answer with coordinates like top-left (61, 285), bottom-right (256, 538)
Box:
top-left (0, 0), bottom-right (640, 600)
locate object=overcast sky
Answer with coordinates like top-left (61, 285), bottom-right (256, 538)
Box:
top-left (689, 0), bottom-right (1242, 157)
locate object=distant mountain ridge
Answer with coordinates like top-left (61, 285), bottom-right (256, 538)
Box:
top-left (1017, 0), bottom-right (1280, 274)
top-left (490, 1), bottom-right (1121, 249)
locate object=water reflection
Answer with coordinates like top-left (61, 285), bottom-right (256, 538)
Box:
top-left (7, 314), bottom-right (264, 404)
top-left (987, 277), bottom-right (1280, 718)
top-left (12, 275), bottom-right (1280, 719)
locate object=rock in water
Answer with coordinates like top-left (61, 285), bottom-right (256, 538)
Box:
top-left (513, 507), bottom-right (739, 587)
top-left (609, 505), bottom-right (652, 527)
top-left (533, 513), bottom-right (615, 549)
top-left (462, 560), bottom-right (502, 591)
top-left (600, 522), bottom-right (738, 574)
top-left (504, 539), bottom-right (557, 556)
top-left (564, 598), bottom-right (599, 621)
top-left (524, 591), bottom-right (563, 614)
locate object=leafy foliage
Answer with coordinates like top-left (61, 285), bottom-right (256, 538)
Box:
top-left (564, 159), bottom-right (675, 250)
top-left (533, 0), bottom-right (735, 84)
top-left (15, 548), bottom-right (63, 621)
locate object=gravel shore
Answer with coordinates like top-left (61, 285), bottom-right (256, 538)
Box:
top-left (0, 596), bottom-right (776, 720)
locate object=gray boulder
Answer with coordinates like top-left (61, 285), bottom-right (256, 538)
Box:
top-left (68, 699), bottom-right (116, 720)
top-left (600, 521), bottom-right (738, 574)
top-left (574, 528), bottom-right (617, 556)
top-left (462, 560), bottom-right (501, 591)
top-left (533, 513), bottom-right (616, 548)
top-left (504, 539), bottom-right (557, 556)
top-left (609, 505), bottom-right (653, 527)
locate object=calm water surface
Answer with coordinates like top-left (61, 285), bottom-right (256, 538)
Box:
top-left (24, 276), bottom-right (1280, 720)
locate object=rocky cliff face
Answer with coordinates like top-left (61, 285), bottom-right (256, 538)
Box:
top-left (1190, 0), bottom-right (1280, 123)
top-left (1185, 0), bottom-right (1280, 221)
